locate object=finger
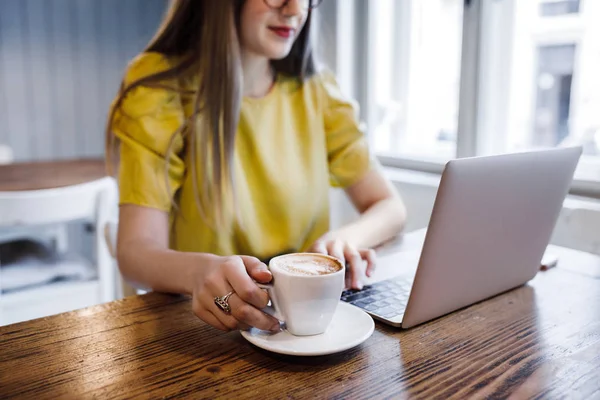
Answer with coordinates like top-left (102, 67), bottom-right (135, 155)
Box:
top-left (201, 267), bottom-right (248, 330)
top-left (345, 268), bottom-right (352, 290)
top-left (201, 289), bottom-right (240, 331)
top-left (311, 240), bottom-right (328, 254)
top-left (191, 297), bottom-right (230, 332)
top-left (222, 257), bottom-right (270, 309)
top-left (228, 293), bottom-right (280, 332)
top-left (238, 322), bottom-right (252, 331)
top-left (360, 248), bottom-right (377, 277)
top-left (327, 239), bottom-right (345, 265)
top-left (344, 244), bottom-right (364, 290)
top-left (204, 310), bottom-right (233, 332)
top-left (239, 255), bottom-right (272, 284)
top-left (205, 284), bottom-right (279, 333)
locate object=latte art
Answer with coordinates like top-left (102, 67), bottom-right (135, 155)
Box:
top-left (274, 255), bottom-right (342, 276)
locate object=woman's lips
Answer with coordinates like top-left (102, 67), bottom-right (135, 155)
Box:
top-left (269, 27), bottom-right (294, 39)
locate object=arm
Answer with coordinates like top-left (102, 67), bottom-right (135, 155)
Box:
top-left (116, 204), bottom-right (213, 295)
top-left (116, 204), bottom-right (280, 332)
top-left (325, 169), bottom-right (406, 249)
top-left (310, 169), bottom-right (406, 289)
top-left (312, 73), bottom-right (407, 288)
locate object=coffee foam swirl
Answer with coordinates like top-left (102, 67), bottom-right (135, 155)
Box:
top-left (273, 255), bottom-right (341, 276)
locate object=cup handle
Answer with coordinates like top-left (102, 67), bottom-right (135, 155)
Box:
top-left (255, 282), bottom-right (282, 321)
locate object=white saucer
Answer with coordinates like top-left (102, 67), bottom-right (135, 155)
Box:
top-left (240, 302), bottom-right (375, 356)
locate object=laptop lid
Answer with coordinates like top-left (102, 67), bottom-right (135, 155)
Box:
top-left (401, 147), bottom-right (582, 329)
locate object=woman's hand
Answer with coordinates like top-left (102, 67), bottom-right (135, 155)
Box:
top-left (309, 239), bottom-right (376, 290)
top-left (191, 255), bottom-right (281, 333)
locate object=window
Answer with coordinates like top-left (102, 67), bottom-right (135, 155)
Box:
top-left (533, 44), bottom-right (575, 148)
top-left (503, 0), bottom-right (600, 182)
top-left (368, 0), bottom-right (463, 162)
top-left (540, 0), bottom-right (581, 16)
top-left (343, 0), bottom-right (600, 190)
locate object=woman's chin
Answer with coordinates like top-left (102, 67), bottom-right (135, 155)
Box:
top-left (263, 45), bottom-right (294, 61)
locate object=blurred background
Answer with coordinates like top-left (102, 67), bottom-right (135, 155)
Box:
top-left (0, 0), bottom-right (164, 162)
top-left (0, 0), bottom-right (599, 325)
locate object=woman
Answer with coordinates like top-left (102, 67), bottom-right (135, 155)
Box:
top-left (107, 0), bottom-right (406, 333)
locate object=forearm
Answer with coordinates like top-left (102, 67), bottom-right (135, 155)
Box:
top-left (117, 240), bottom-right (220, 295)
top-left (326, 197), bottom-right (406, 249)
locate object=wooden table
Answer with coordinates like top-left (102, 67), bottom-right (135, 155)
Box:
top-left (0, 158), bottom-right (106, 191)
top-left (1, 233), bottom-right (599, 399)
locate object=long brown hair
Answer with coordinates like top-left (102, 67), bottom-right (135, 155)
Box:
top-left (106, 0), bottom-right (317, 226)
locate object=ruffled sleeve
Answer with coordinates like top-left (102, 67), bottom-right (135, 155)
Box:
top-left (110, 52), bottom-right (186, 211)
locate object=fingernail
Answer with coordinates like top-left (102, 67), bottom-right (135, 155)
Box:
top-left (270, 323), bottom-right (281, 332)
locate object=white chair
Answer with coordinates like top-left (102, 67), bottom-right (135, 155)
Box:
top-left (0, 177), bottom-right (119, 325)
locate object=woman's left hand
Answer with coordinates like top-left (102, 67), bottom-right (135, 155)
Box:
top-left (308, 238), bottom-right (376, 290)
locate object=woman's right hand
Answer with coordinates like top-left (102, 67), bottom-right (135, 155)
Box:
top-left (191, 255), bottom-right (281, 333)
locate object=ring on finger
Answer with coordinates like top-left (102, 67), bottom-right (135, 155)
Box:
top-left (214, 291), bottom-right (235, 315)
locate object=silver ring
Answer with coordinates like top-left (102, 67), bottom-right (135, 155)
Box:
top-left (214, 291), bottom-right (235, 315)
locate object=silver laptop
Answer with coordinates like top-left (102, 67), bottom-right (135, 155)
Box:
top-left (341, 147), bottom-right (582, 328)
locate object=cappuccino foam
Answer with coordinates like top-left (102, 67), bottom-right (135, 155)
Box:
top-left (276, 255), bottom-right (341, 276)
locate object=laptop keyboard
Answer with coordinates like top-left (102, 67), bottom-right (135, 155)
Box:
top-left (341, 277), bottom-right (412, 320)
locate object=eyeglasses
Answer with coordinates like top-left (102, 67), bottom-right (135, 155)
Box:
top-left (264, 0), bottom-right (324, 11)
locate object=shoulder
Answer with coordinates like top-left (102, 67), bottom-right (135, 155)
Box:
top-left (309, 69), bottom-right (338, 87)
top-left (118, 52), bottom-right (183, 118)
top-left (123, 52), bottom-right (175, 86)
top-left (275, 70), bottom-right (347, 112)
top-left (300, 69), bottom-right (337, 94)
top-left (306, 70), bottom-right (355, 108)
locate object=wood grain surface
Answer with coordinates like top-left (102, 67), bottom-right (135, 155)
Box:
top-left (1, 246), bottom-right (599, 399)
top-left (0, 159), bottom-right (106, 191)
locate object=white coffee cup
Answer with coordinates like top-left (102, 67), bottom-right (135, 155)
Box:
top-left (258, 253), bottom-right (345, 336)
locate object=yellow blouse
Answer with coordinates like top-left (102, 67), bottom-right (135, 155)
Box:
top-left (112, 52), bottom-right (374, 260)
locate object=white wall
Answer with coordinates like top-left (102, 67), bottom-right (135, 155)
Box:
top-left (0, 0), bottom-right (165, 161)
top-left (331, 169), bottom-right (600, 255)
